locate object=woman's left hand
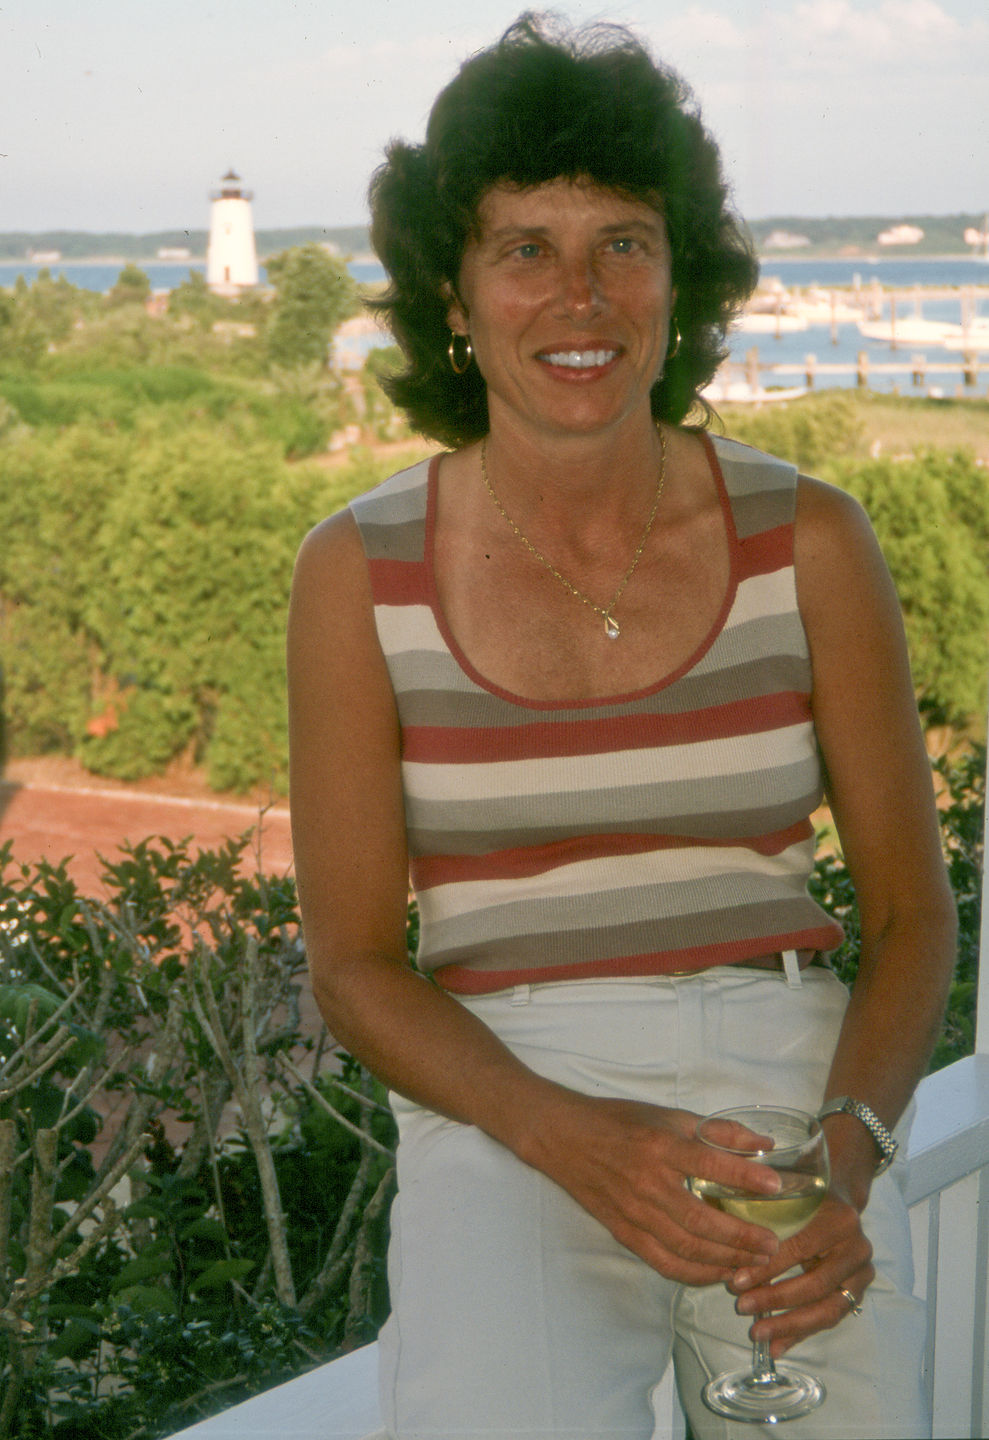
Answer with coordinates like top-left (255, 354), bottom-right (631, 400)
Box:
top-left (727, 1178), bottom-right (875, 1356)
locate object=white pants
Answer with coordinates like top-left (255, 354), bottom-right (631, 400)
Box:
top-left (379, 968), bottom-right (929, 1439)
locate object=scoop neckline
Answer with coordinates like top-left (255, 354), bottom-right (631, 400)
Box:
top-left (421, 431), bottom-right (742, 713)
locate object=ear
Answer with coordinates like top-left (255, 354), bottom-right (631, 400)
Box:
top-left (442, 280), bottom-right (469, 335)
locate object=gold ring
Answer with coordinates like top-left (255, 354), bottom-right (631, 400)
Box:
top-left (840, 1287), bottom-right (863, 1317)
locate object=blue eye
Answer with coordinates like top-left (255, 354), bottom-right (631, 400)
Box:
top-left (609, 237), bottom-right (637, 254)
top-left (515, 242), bottom-right (542, 259)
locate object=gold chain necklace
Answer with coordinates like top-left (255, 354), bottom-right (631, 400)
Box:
top-left (479, 428), bottom-right (666, 640)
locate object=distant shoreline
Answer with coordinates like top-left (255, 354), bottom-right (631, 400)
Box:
top-left (2, 212), bottom-right (986, 268)
top-left (3, 251), bottom-right (985, 271)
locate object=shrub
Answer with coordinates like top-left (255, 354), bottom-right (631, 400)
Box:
top-left (717, 388), bottom-right (866, 471)
top-left (810, 744), bottom-right (985, 1071)
top-left (0, 833), bottom-right (395, 1438)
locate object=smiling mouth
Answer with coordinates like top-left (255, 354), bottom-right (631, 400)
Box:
top-left (539, 348), bottom-right (620, 369)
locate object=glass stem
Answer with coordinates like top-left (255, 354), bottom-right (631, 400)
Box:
top-left (751, 1317), bottom-right (777, 1385)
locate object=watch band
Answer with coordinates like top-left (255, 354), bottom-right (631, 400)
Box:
top-left (818, 1096), bottom-right (899, 1174)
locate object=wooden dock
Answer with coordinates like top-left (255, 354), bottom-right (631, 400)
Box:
top-left (723, 345), bottom-right (987, 399)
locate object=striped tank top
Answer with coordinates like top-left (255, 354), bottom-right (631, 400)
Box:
top-left (350, 433), bottom-right (843, 994)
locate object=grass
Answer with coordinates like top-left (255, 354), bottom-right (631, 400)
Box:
top-left (717, 388), bottom-right (989, 462)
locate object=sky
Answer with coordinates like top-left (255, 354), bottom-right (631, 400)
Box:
top-left (1, 0), bottom-right (987, 234)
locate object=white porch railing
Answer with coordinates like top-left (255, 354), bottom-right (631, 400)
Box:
top-left (172, 787), bottom-right (989, 1440)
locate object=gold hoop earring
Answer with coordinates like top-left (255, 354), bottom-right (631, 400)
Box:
top-left (448, 332), bottom-right (473, 374)
top-left (667, 321), bottom-right (681, 360)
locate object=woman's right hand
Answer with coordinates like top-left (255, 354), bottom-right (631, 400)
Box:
top-left (521, 1092), bottom-right (782, 1286)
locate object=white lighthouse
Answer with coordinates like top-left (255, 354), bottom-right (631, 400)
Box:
top-left (206, 169), bottom-right (259, 296)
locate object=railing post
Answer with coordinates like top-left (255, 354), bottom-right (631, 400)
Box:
top-left (977, 701), bottom-right (989, 1057)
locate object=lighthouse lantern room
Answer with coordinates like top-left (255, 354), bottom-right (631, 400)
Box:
top-left (206, 169), bottom-right (259, 296)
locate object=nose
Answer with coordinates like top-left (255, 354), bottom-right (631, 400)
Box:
top-left (556, 253), bottom-right (604, 319)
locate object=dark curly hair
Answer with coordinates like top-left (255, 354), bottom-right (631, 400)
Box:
top-left (368, 13), bottom-right (757, 446)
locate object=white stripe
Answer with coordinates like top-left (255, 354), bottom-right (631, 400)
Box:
top-left (417, 837), bottom-right (816, 925)
top-left (373, 576), bottom-right (796, 661)
top-left (723, 569), bottom-right (796, 628)
top-left (375, 602), bottom-right (448, 655)
top-left (403, 720), bottom-right (817, 802)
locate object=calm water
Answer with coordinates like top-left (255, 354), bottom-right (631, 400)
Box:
top-left (3, 254), bottom-right (987, 395)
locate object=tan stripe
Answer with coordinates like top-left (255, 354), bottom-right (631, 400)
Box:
top-left (420, 898), bottom-right (836, 974)
top-left (417, 835), bottom-right (818, 925)
top-left (402, 721), bottom-right (818, 803)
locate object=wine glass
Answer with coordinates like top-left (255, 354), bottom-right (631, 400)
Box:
top-left (690, 1105), bottom-right (830, 1423)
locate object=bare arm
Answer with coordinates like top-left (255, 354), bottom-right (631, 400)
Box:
top-left (733, 475), bottom-right (957, 1351)
top-left (287, 506), bottom-right (784, 1285)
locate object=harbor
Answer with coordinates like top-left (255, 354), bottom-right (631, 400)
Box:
top-left (711, 263), bottom-right (989, 401)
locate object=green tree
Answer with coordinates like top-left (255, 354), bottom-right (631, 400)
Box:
top-left (827, 449), bottom-right (989, 723)
top-left (18, 268), bottom-right (94, 340)
top-left (264, 244), bottom-right (359, 369)
top-left (0, 290), bottom-right (44, 369)
top-left (106, 262), bottom-right (151, 308)
top-left (168, 268), bottom-right (231, 331)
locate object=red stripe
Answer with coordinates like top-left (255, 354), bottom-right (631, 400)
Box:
top-left (411, 820), bottom-right (814, 890)
top-left (433, 924), bottom-right (844, 994)
top-left (366, 557), bottom-right (427, 605)
top-left (365, 533), bottom-right (789, 607)
top-left (738, 524), bottom-right (791, 578)
top-left (402, 691), bottom-right (811, 763)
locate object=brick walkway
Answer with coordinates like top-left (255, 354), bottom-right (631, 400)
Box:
top-left (0, 777), bottom-right (293, 895)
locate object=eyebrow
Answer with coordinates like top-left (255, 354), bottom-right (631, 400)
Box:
top-left (482, 218), bottom-right (665, 243)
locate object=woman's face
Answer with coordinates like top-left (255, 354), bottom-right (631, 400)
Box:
top-left (447, 178), bottom-right (676, 444)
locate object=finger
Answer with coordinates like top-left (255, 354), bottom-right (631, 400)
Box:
top-left (614, 1189), bottom-right (778, 1275)
top-left (730, 1200), bottom-right (864, 1291)
top-left (742, 1253), bottom-right (874, 1322)
top-left (735, 1237), bottom-right (873, 1312)
top-left (607, 1215), bottom-right (747, 1287)
top-left (695, 1115), bottom-right (776, 1153)
top-left (674, 1186), bottom-right (779, 1262)
top-left (750, 1263), bottom-right (876, 1356)
top-left (685, 1145), bottom-right (787, 1198)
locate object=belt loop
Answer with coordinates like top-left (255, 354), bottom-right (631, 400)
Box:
top-left (509, 984), bottom-right (531, 1006)
top-left (782, 949), bottom-right (803, 988)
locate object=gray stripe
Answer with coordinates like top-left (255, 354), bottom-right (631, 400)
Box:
top-left (350, 460), bottom-right (429, 517)
top-left (422, 896), bottom-right (832, 974)
top-left (729, 486), bottom-right (795, 540)
top-left (688, 612), bottom-right (810, 681)
top-left (354, 517), bottom-right (426, 562)
top-left (389, 635), bottom-right (811, 729)
top-left (649, 653), bottom-right (812, 715)
top-left (711, 437), bottom-right (796, 493)
top-left (407, 770), bottom-right (823, 856)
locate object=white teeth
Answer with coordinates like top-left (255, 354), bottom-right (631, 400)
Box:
top-left (542, 349), bottom-right (617, 368)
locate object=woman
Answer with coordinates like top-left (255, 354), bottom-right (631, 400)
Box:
top-left (287, 17), bottom-right (956, 1439)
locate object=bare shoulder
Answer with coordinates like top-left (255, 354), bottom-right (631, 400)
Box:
top-left (291, 507), bottom-right (370, 615)
top-left (793, 473), bottom-right (899, 639)
top-left (287, 501), bottom-right (396, 735)
top-left (794, 472), bottom-right (877, 564)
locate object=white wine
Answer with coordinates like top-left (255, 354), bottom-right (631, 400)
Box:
top-left (690, 1172), bottom-right (827, 1240)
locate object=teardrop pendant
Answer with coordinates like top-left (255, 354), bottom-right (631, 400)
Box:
top-left (604, 615), bottom-right (621, 640)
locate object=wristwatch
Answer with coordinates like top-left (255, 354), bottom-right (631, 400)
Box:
top-left (818, 1096), bottom-right (899, 1174)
